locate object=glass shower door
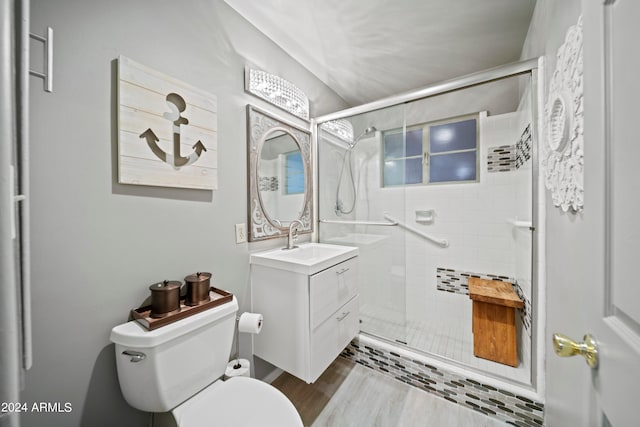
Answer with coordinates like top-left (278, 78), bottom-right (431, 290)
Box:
top-left (316, 68), bottom-right (537, 387)
top-left (317, 104), bottom-right (408, 345)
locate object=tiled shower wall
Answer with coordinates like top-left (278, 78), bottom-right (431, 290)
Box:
top-left (341, 109), bottom-right (535, 379)
top-left (318, 89), bottom-right (535, 380)
top-left (364, 111), bottom-right (530, 326)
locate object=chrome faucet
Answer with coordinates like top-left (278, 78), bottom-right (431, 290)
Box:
top-left (285, 219), bottom-right (304, 250)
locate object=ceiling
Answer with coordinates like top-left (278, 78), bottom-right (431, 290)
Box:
top-left (224, 0), bottom-right (536, 107)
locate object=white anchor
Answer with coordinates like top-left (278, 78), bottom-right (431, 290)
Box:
top-left (139, 93), bottom-right (207, 169)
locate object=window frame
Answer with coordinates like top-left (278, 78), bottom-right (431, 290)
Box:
top-left (381, 112), bottom-right (480, 187)
top-left (381, 126), bottom-right (424, 187)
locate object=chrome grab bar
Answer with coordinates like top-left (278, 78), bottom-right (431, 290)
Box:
top-left (383, 214), bottom-right (449, 248)
top-left (320, 216), bottom-right (448, 247)
top-left (319, 219), bottom-right (398, 226)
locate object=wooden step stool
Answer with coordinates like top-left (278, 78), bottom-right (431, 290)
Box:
top-left (468, 277), bottom-right (524, 367)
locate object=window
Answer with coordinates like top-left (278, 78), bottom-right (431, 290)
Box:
top-left (383, 128), bottom-right (423, 186)
top-left (285, 151), bottom-right (304, 194)
top-left (382, 114), bottom-right (478, 186)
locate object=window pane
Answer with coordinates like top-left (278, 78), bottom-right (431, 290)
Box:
top-left (286, 151), bottom-right (304, 194)
top-left (405, 157), bottom-right (423, 184)
top-left (384, 158), bottom-right (422, 186)
top-left (430, 119), bottom-right (476, 153)
top-left (430, 151), bottom-right (476, 183)
top-left (384, 128), bottom-right (423, 161)
top-left (405, 129), bottom-right (423, 156)
top-left (383, 159), bottom-right (405, 186)
top-left (384, 132), bottom-right (404, 158)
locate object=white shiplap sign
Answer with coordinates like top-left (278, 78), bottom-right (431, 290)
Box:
top-left (118, 56), bottom-right (217, 190)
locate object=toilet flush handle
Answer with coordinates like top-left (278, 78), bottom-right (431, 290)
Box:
top-left (122, 350), bottom-right (146, 363)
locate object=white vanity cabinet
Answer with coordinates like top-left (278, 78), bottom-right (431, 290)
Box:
top-left (251, 255), bottom-right (359, 383)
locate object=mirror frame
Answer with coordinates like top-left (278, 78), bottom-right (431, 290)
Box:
top-left (246, 105), bottom-right (313, 241)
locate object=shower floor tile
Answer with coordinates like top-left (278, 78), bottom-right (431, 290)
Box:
top-left (359, 306), bottom-right (531, 385)
top-left (271, 357), bottom-right (505, 427)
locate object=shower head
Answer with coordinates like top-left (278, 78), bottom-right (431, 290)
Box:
top-left (349, 126), bottom-right (377, 148)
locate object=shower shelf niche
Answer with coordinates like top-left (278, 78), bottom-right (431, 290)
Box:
top-left (415, 209), bottom-right (435, 224)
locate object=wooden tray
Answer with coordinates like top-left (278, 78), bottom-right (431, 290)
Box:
top-left (131, 287), bottom-right (233, 330)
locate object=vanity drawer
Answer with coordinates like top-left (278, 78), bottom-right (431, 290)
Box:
top-left (310, 295), bottom-right (359, 383)
top-left (309, 257), bottom-right (358, 329)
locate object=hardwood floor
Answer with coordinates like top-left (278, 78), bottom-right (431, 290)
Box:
top-left (271, 357), bottom-right (505, 427)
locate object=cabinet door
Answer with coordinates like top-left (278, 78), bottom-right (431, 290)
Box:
top-left (309, 258), bottom-right (358, 329)
top-left (309, 295), bottom-right (359, 383)
top-left (251, 265), bottom-right (310, 381)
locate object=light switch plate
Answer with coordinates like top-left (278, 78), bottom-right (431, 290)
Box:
top-left (235, 223), bottom-right (247, 243)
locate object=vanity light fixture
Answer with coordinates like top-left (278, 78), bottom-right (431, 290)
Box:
top-left (319, 119), bottom-right (354, 144)
top-left (245, 68), bottom-right (310, 120)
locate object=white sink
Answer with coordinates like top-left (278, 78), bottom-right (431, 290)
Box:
top-left (250, 243), bottom-right (358, 275)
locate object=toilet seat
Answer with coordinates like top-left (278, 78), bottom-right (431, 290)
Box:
top-left (172, 377), bottom-right (303, 427)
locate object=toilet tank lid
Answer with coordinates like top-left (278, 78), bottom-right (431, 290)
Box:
top-left (110, 297), bottom-right (238, 348)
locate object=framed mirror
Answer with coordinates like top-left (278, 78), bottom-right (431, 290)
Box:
top-left (247, 105), bottom-right (312, 241)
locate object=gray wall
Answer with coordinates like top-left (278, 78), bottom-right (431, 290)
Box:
top-left (520, 0), bottom-right (585, 424)
top-left (24, 1), bottom-right (347, 426)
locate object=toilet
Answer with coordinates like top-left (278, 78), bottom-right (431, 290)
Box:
top-left (110, 297), bottom-right (303, 427)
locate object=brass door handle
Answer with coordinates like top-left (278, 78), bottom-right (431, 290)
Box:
top-left (552, 333), bottom-right (599, 368)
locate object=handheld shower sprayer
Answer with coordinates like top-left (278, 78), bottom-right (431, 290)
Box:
top-left (335, 126), bottom-right (377, 215)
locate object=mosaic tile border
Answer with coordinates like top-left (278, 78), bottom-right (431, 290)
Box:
top-left (487, 123), bottom-right (532, 173)
top-left (436, 267), bottom-right (514, 295)
top-left (515, 124), bottom-right (532, 169)
top-left (487, 145), bottom-right (516, 172)
top-left (340, 337), bottom-right (544, 426)
top-left (436, 268), bottom-right (531, 336)
top-left (513, 282), bottom-right (532, 336)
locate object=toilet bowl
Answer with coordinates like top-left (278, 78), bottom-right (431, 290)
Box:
top-left (110, 297), bottom-right (302, 427)
top-left (154, 376), bottom-right (301, 427)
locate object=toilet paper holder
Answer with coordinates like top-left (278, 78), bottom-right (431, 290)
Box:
top-left (233, 316), bottom-right (242, 369)
top-left (232, 313), bottom-right (263, 369)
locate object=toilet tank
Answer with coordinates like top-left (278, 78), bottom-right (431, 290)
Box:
top-left (110, 297), bottom-right (238, 413)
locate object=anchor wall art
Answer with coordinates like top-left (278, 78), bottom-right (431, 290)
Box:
top-left (117, 55), bottom-right (217, 190)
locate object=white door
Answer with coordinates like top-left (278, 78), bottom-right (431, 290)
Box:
top-left (546, 1), bottom-right (640, 426)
